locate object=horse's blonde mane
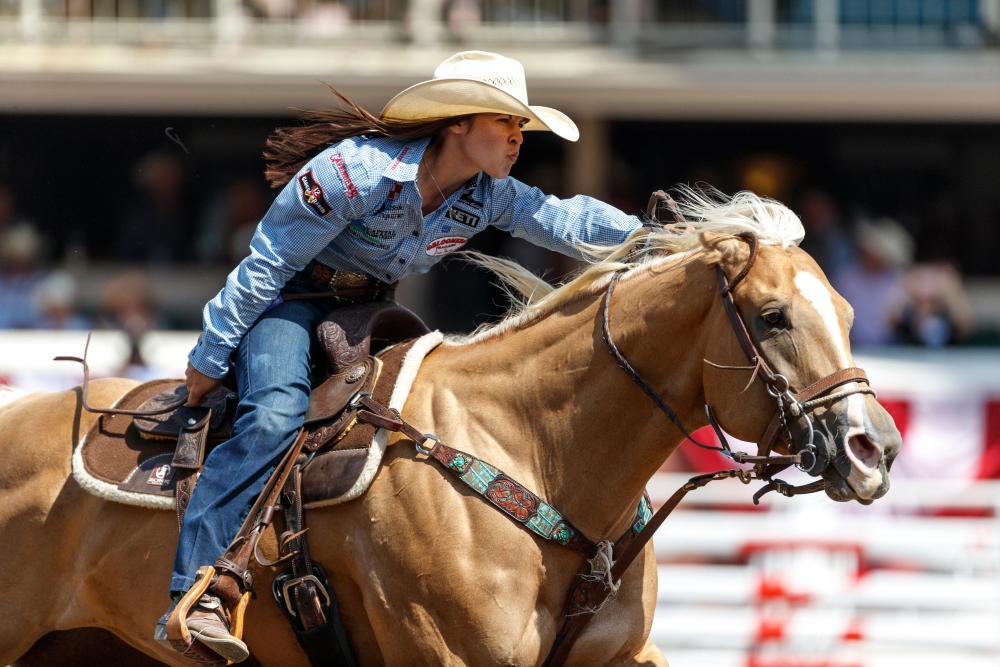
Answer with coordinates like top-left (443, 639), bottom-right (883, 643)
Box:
top-left (453, 188), bottom-right (804, 344)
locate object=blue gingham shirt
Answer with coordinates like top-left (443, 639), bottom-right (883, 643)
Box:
top-left (190, 135), bottom-right (641, 378)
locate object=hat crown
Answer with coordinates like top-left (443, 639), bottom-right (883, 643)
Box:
top-left (433, 51), bottom-right (530, 106)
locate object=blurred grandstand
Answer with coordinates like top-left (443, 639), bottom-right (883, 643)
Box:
top-left (2, 0), bottom-right (1000, 664)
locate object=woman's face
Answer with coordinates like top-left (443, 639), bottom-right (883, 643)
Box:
top-left (448, 113), bottom-right (527, 179)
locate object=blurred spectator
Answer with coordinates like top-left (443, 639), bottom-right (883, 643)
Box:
top-left (100, 270), bottom-right (161, 369)
top-left (301, 2), bottom-right (352, 36)
top-left (889, 262), bottom-right (975, 347)
top-left (248, 0), bottom-right (295, 18)
top-left (31, 271), bottom-right (91, 331)
top-left (117, 152), bottom-right (191, 263)
top-left (797, 189), bottom-right (852, 277)
top-left (0, 184), bottom-right (16, 233)
top-left (197, 179), bottom-right (268, 265)
top-left (447, 0), bottom-right (481, 31)
top-left (0, 223), bottom-right (45, 329)
top-left (832, 217), bottom-right (914, 347)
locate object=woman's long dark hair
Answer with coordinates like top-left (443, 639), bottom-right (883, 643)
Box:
top-left (264, 87), bottom-right (472, 188)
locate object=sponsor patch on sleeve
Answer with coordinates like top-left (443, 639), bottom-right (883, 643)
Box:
top-left (426, 236), bottom-right (468, 257)
top-left (298, 170), bottom-right (332, 216)
top-left (445, 206), bottom-right (481, 229)
top-left (330, 152), bottom-right (360, 199)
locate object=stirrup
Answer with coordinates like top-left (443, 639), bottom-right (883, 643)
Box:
top-left (165, 565), bottom-right (252, 665)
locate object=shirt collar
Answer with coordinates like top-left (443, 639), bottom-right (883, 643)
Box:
top-left (382, 137), bottom-right (431, 182)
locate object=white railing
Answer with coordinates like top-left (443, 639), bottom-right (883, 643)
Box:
top-left (648, 476), bottom-right (1000, 665)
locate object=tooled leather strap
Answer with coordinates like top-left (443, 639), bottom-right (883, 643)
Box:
top-left (354, 393), bottom-right (659, 667)
top-left (280, 465), bottom-right (328, 631)
top-left (210, 430), bottom-right (309, 605)
top-left (355, 398), bottom-right (652, 560)
top-left (543, 469), bottom-right (746, 667)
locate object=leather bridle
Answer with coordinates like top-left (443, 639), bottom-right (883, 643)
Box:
top-left (602, 228), bottom-right (877, 504)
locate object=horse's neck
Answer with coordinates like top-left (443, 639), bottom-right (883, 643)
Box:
top-left (433, 261), bottom-right (715, 541)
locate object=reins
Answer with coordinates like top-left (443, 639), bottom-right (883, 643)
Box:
top-left (544, 214), bottom-right (877, 667)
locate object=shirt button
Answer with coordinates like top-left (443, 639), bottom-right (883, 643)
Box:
top-left (398, 258), bottom-right (405, 264)
top-left (385, 274), bottom-right (392, 280)
top-left (412, 231), bottom-right (418, 236)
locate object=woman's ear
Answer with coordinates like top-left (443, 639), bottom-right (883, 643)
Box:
top-left (446, 117), bottom-right (473, 136)
top-left (700, 231), bottom-right (750, 269)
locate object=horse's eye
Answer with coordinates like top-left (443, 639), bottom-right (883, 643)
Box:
top-left (762, 310), bottom-right (784, 326)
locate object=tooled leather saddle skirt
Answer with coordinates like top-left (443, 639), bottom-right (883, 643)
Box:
top-left (72, 301), bottom-right (434, 511)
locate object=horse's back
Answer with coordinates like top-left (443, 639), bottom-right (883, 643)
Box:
top-left (0, 378), bottom-right (148, 665)
top-left (0, 378), bottom-right (139, 501)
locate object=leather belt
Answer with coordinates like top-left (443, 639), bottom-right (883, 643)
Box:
top-left (308, 261), bottom-right (395, 293)
top-left (282, 261), bottom-right (398, 302)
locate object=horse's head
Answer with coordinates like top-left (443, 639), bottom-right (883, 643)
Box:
top-left (701, 231), bottom-right (900, 504)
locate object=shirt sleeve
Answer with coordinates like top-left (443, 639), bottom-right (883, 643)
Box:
top-left (188, 149), bottom-right (370, 379)
top-left (488, 176), bottom-right (642, 260)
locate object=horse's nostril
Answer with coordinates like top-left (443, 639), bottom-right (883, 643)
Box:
top-left (848, 434), bottom-right (879, 469)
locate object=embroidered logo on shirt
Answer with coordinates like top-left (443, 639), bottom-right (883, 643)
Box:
top-left (459, 176), bottom-right (483, 209)
top-left (388, 146), bottom-right (411, 171)
top-left (371, 182), bottom-right (405, 217)
top-left (330, 153), bottom-right (359, 199)
top-left (348, 220), bottom-right (392, 248)
top-left (445, 206), bottom-right (481, 229)
top-left (426, 236), bottom-right (468, 257)
top-left (297, 170), bottom-right (332, 215)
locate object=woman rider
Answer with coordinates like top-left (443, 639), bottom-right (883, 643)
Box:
top-left (163, 50), bottom-right (643, 661)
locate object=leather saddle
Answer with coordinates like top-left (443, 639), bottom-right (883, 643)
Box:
top-left (128, 300), bottom-right (429, 514)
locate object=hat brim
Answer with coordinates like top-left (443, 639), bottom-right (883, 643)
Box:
top-left (381, 78), bottom-right (579, 142)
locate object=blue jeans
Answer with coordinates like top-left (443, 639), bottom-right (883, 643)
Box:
top-left (169, 296), bottom-right (327, 595)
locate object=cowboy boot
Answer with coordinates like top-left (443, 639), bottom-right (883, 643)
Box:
top-left (156, 567), bottom-right (251, 664)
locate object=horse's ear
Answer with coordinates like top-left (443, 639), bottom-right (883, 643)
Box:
top-left (700, 231), bottom-right (750, 269)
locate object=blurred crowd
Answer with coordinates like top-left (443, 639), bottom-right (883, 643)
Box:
top-left (0, 150), bottom-right (270, 370)
top-left (799, 189), bottom-right (978, 348)
top-left (0, 149), bottom-right (991, 352)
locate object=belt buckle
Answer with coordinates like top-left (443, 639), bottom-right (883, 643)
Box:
top-left (329, 271), bottom-right (371, 291)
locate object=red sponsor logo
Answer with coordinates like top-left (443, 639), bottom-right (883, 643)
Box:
top-left (388, 146), bottom-right (410, 171)
top-left (330, 153), bottom-right (359, 199)
top-left (425, 236), bottom-right (468, 257)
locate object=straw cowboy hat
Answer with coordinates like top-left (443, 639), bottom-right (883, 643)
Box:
top-left (381, 51), bottom-right (580, 142)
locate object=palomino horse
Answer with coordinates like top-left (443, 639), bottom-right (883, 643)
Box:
top-left (0, 191), bottom-right (900, 667)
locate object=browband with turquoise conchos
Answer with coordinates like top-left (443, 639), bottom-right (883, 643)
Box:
top-left (428, 441), bottom-right (652, 560)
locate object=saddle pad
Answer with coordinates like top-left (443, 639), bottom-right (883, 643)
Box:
top-left (72, 379), bottom-right (185, 510)
top-left (302, 330), bottom-right (443, 508)
top-left (72, 331), bottom-right (443, 511)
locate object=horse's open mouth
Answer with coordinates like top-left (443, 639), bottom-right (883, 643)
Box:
top-left (823, 453), bottom-right (889, 505)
